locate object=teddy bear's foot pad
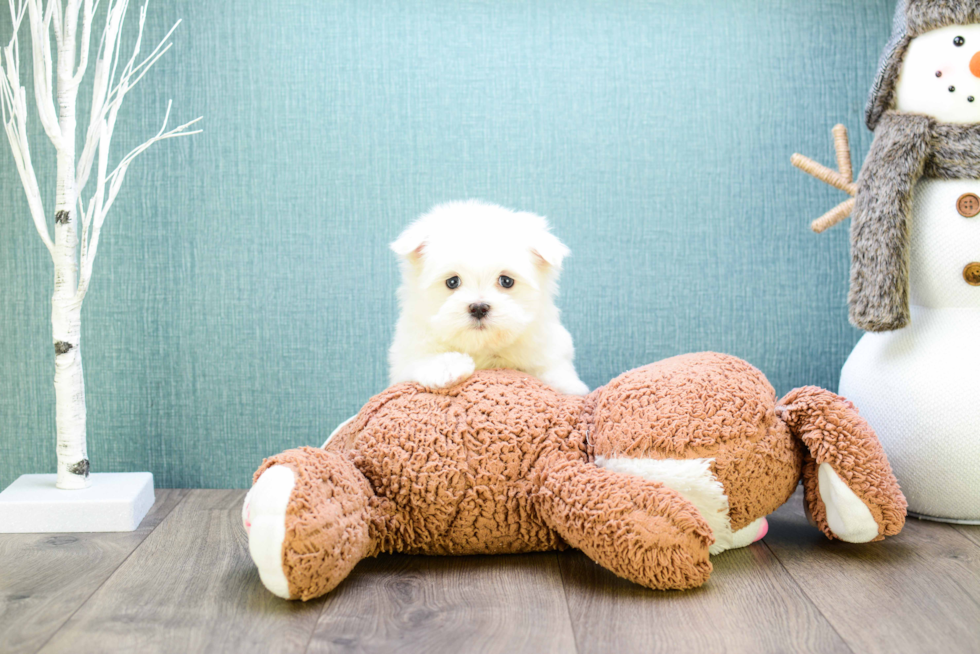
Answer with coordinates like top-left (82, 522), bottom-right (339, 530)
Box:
top-left (242, 465), bottom-right (295, 599)
top-left (818, 463), bottom-right (879, 543)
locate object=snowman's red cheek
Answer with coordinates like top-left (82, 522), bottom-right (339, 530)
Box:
top-left (970, 51), bottom-right (980, 78)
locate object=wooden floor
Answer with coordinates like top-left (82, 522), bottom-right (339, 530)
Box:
top-left (2, 489), bottom-right (979, 654)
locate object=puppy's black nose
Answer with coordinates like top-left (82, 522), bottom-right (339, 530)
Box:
top-left (469, 302), bottom-right (491, 320)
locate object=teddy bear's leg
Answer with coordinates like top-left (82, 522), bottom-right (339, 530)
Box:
top-left (778, 387), bottom-right (907, 542)
top-left (244, 447), bottom-right (378, 600)
top-left (533, 458), bottom-right (714, 590)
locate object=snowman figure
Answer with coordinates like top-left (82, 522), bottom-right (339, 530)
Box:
top-left (796, 0), bottom-right (980, 523)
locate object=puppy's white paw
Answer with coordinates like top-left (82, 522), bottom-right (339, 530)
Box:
top-left (243, 465), bottom-right (295, 599)
top-left (413, 352), bottom-right (476, 389)
top-left (817, 462), bottom-right (880, 543)
top-left (539, 373), bottom-right (590, 396)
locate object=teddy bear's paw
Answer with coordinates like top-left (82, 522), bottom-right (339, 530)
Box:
top-left (414, 352), bottom-right (476, 389)
top-left (243, 465), bottom-right (295, 599)
top-left (818, 463), bottom-right (880, 543)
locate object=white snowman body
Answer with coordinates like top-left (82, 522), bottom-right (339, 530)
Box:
top-left (839, 24), bottom-right (980, 523)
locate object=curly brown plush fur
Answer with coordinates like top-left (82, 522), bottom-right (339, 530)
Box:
top-left (252, 354), bottom-right (907, 600)
top-left (778, 387), bottom-right (907, 541)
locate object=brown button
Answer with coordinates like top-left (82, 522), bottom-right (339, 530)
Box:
top-left (958, 193), bottom-right (980, 217)
top-left (964, 263), bottom-right (980, 286)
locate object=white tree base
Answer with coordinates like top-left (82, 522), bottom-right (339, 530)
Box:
top-left (0, 473), bottom-right (154, 533)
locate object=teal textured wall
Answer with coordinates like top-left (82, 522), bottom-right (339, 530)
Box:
top-left (0, 1), bottom-right (893, 489)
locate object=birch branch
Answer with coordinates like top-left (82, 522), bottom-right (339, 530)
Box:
top-left (0, 0), bottom-right (54, 254)
top-left (48, 0), bottom-right (61, 48)
top-left (75, 2), bottom-right (202, 301)
top-left (62, 0), bottom-right (79, 55)
top-left (25, 0), bottom-right (61, 148)
top-left (76, 1), bottom-right (181, 198)
top-left (75, 118), bottom-right (109, 302)
top-left (76, 105), bottom-right (201, 301)
top-left (68, 0), bottom-right (93, 88)
top-left (75, 0), bottom-right (125, 194)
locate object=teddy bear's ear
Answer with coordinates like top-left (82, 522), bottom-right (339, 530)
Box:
top-left (777, 387), bottom-right (906, 543)
top-left (525, 219), bottom-right (570, 271)
top-left (390, 221), bottom-right (427, 262)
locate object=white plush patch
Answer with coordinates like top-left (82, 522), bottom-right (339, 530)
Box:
top-left (817, 463), bottom-right (880, 543)
top-left (730, 516), bottom-right (767, 550)
top-left (596, 456), bottom-right (745, 555)
top-left (243, 465), bottom-right (295, 599)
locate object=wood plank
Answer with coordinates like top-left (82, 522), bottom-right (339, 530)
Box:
top-left (0, 489), bottom-right (186, 654)
top-left (558, 533), bottom-right (849, 654)
top-left (307, 552), bottom-right (578, 654)
top-left (37, 490), bottom-right (324, 654)
top-left (764, 490), bottom-right (980, 654)
top-left (953, 524), bottom-right (980, 549)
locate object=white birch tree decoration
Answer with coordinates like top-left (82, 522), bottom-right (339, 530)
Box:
top-left (0, 0), bottom-right (201, 490)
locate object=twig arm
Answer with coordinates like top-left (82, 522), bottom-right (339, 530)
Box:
top-left (832, 124), bottom-right (853, 183)
top-left (791, 125), bottom-right (859, 234)
top-left (812, 198), bottom-right (855, 233)
top-left (791, 153), bottom-right (857, 196)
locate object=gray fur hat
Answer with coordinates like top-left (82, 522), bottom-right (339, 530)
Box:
top-left (866, 0), bottom-right (980, 130)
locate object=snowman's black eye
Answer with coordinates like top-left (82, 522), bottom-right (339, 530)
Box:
top-left (937, 70), bottom-right (944, 77)
top-left (950, 85), bottom-right (957, 92)
top-left (955, 36), bottom-right (966, 46)
top-left (446, 276), bottom-right (461, 290)
top-left (970, 96), bottom-right (976, 103)
top-left (498, 275), bottom-right (515, 289)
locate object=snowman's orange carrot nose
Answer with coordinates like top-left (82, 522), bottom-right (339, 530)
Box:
top-left (971, 51), bottom-right (980, 78)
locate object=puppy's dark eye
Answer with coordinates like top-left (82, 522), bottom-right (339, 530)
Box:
top-left (955, 36), bottom-right (966, 46)
top-left (445, 276), bottom-right (461, 290)
top-left (498, 275), bottom-right (515, 289)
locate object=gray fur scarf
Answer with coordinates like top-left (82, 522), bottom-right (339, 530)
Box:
top-left (849, 110), bottom-right (980, 332)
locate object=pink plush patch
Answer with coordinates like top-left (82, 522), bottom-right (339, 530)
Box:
top-left (754, 517), bottom-right (769, 542)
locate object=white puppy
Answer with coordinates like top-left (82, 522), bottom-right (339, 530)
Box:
top-left (389, 200), bottom-right (589, 395)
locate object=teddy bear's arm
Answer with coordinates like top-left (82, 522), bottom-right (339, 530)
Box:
top-left (532, 457), bottom-right (714, 590)
top-left (249, 447), bottom-right (379, 601)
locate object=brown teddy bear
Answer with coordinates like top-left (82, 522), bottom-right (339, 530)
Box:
top-left (243, 352), bottom-right (906, 600)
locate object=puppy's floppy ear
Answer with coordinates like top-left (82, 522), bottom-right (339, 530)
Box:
top-left (390, 222), bottom-right (427, 261)
top-left (530, 227), bottom-right (570, 271)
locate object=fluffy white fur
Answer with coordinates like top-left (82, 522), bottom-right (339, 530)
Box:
top-left (389, 200), bottom-right (588, 395)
